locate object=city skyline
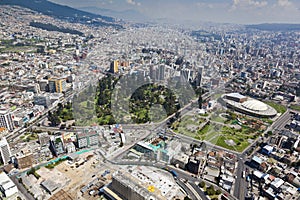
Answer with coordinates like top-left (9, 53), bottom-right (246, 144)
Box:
top-left (0, 2), bottom-right (300, 200)
top-left (49, 0), bottom-right (300, 24)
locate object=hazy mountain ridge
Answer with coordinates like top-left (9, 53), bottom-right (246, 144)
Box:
top-left (246, 23), bottom-right (300, 31)
top-left (0, 0), bottom-right (123, 28)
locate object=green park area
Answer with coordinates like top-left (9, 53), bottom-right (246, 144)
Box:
top-left (290, 104), bottom-right (300, 112)
top-left (45, 157), bottom-right (67, 169)
top-left (20, 132), bottom-right (38, 142)
top-left (173, 112), bottom-right (267, 152)
top-left (172, 115), bottom-right (207, 138)
top-left (264, 101), bottom-right (287, 114)
top-left (198, 181), bottom-right (222, 200)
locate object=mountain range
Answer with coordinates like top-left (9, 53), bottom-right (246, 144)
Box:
top-left (246, 23), bottom-right (300, 31)
top-left (0, 0), bottom-right (122, 28)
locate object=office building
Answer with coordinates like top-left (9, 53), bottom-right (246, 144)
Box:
top-left (0, 172), bottom-right (18, 198)
top-left (158, 65), bottom-right (165, 81)
top-left (48, 77), bottom-right (67, 93)
top-left (34, 94), bottom-right (51, 108)
top-left (0, 137), bottom-right (11, 165)
top-left (49, 136), bottom-right (65, 156)
top-left (38, 79), bottom-right (49, 92)
top-left (76, 129), bottom-right (99, 149)
top-left (149, 65), bottom-right (157, 81)
top-left (196, 66), bottom-right (204, 87)
top-left (186, 157), bottom-right (202, 174)
top-left (110, 60), bottom-right (119, 74)
top-left (0, 110), bottom-right (14, 132)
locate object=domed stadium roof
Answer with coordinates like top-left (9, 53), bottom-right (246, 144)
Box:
top-left (241, 99), bottom-right (268, 111)
top-left (221, 93), bottom-right (277, 117)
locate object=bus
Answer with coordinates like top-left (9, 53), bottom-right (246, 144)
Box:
top-left (242, 171), bottom-right (246, 178)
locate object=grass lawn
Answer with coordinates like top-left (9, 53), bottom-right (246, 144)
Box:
top-left (173, 115), bottom-right (207, 138)
top-left (0, 46), bottom-right (36, 53)
top-left (264, 101), bottom-right (287, 114)
top-left (173, 111), bottom-right (266, 152)
top-left (21, 133), bottom-right (38, 142)
top-left (187, 121), bottom-right (258, 152)
top-left (210, 115), bottom-right (227, 123)
top-left (290, 104), bottom-right (300, 112)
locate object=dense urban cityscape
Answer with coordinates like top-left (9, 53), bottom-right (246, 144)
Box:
top-left (0, 1), bottom-right (300, 200)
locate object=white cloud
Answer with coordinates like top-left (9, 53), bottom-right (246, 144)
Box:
top-left (196, 2), bottom-right (214, 9)
top-left (277, 0), bottom-right (292, 7)
top-left (231, 0), bottom-right (268, 10)
top-left (127, 0), bottom-right (141, 6)
top-left (249, 0), bottom-right (268, 7)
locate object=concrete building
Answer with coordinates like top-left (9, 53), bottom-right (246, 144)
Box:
top-left (33, 94), bottom-right (51, 108)
top-left (48, 77), bottom-right (67, 93)
top-left (262, 145), bottom-right (274, 156)
top-left (38, 79), bottom-right (49, 92)
top-left (149, 65), bottom-right (157, 81)
top-left (196, 66), bottom-right (204, 87)
top-left (41, 179), bottom-right (61, 195)
top-left (14, 149), bottom-right (34, 169)
top-left (0, 172), bottom-right (18, 198)
top-left (171, 153), bottom-right (189, 169)
top-left (0, 110), bottom-right (14, 132)
top-left (65, 142), bottom-right (76, 153)
top-left (110, 171), bottom-right (158, 200)
top-left (49, 136), bottom-right (65, 156)
top-left (110, 60), bottom-right (119, 74)
top-left (0, 137), bottom-right (11, 165)
top-left (38, 132), bottom-right (50, 147)
top-left (186, 157), bottom-right (202, 174)
top-left (76, 129), bottom-right (98, 149)
top-left (26, 83), bottom-right (41, 94)
top-left (159, 65), bottom-right (165, 81)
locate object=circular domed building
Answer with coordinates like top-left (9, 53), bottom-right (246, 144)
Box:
top-left (221, 93), bottom-right (277, 118)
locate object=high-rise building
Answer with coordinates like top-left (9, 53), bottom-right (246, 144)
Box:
top-left (186, 157), bottom-right (202, 174)
top-left (38, 79), bottom-right (49, 92)
top-left (110, 60), bottom-right (119, 74)
top-left (149, 65), bottom-right (156, 81)
top-left (158, 65), bottom-right (165, 81)
top-left (0, 137), bottom-right (11, 165)
top-left (49, 136), bottom-right (65, 156)
top-left (0, 110), bottom-right (14, 132)
top-left (48, 78), bottom-right (67, 93)
top-left (34, 94), bottom-right (52, 108)
top-left (181, 69), bottom-right (193, 82)
top-left (196, 66), bottom-right (204, 87)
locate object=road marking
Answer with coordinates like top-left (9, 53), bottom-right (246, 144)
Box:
top-left (186, 182), bottom-right (202, 200)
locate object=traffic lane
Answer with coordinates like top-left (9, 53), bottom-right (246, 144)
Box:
top-left (10, 175), bottom-right (35, 200)
top-left (176, 179), bottom-right (198, 200)
top-left (190, 182), bottom-right (209, 200)
top-left (234, 158), bottom-right (244, 198)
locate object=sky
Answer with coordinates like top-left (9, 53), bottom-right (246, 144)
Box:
top-left (49, 0), bottom-right (300, 24)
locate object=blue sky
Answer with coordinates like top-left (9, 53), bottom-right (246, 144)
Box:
top-left (49, 0), bottom-right (300, 24)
